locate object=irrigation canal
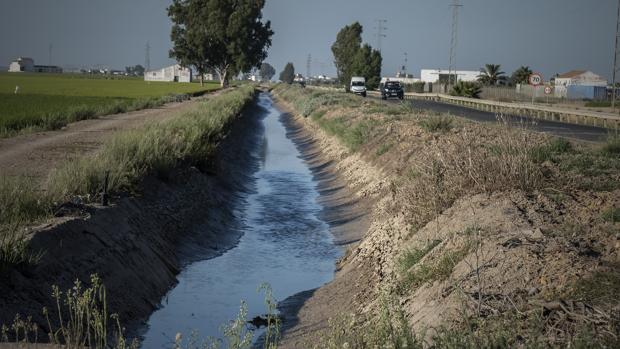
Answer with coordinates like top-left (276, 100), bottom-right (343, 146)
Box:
top-left (139, 93), bottom-right (341, 347)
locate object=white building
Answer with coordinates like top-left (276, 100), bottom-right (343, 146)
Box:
top-left (8, 57), bottom-right (62, 73)
top-left (9, 57), bottom-right (35, 72)
top-left (554, 70), bottom-right (607, 87)
top-left (420, 69), bottom-right (480, 83)
top-left (144, 64), bottom-right (192, 83)
top-left (381, 76), bottom-right (421, 85)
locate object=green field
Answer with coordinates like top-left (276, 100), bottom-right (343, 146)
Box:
top-left (0, 73), bottom-right (220, 136)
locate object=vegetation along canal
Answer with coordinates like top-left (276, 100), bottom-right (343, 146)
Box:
top-left (139, 93), bottom-right (341, 347)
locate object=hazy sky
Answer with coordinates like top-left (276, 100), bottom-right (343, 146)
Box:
top-left (0, 0), bottom-right (615, 80)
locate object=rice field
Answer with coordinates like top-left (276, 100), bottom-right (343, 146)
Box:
top-left (0, 72), bottom-right (220, 135)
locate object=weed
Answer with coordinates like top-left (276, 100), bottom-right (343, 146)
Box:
top-left (601, 134), bottom-right (620, 156)
top-left (0, 224), bottom-right (44, 272)
top-left (309, 110), bottom-right (326, 120)
top-left (397, 240), bottom-right (441, 275)
top-left (0, 176), bottom-right (51, 225)
top-left (530, 137), bottom-right (573, 163)
top-left (419, 115), bottom-right (453, 132)
top-left (399, 242), bottom-right (470, 293)
top-left (601, 207), bottom-right (620, 223)
top-left (312, 295), bottom-right (421, 349)
top-left (375, 142), bottom-right (393, 156)
top-left (570, 264), bottom-right (620, 305)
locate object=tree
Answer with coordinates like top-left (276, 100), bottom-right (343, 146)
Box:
top-left (331, 22), bottom-right (363, 87)
top-left (260, 63), bottom-right (276, 81)
top-left (350, 44), bottom-right (382, 90)
top-left (510, 66), bottom-right (533, 85)
top-left (168, 0), bottom-right (273, 87)
top-left (124, 65), bottom-right (145, 76)
top-left (279, 63), bottom-right (295, 84)
top-left (450, 81), bottom-right (482, 98)
top-left (477, 64), bottom-right (507, 86)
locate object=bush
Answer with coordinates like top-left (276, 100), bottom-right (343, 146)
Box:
top-left (450, 81), bottom-right (482, 99)
top-left (602, 134), bottom-right (620, 156)
top-left (419, 115), bottom-right (453, 132)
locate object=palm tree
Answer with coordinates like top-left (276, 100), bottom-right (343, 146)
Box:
top-left (510, 66), bottom-right (533, 85)
top-left (477, 64), bottom-right (507, 86)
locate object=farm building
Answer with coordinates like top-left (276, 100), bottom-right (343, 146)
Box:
top-left (144, 64), bottom-right (192, 83)
top-left (420, 69), bottom-right (479, 83)
top-left (8, 57), bottom-right (62, 73)
top-left (554, 70), bottom-right (607, 87)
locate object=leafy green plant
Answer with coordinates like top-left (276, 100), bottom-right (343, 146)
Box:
top-left (450, 81), bottom-right (482, 98)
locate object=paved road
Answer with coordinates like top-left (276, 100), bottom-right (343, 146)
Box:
top-left (374, 96), bottom-right (613, 143)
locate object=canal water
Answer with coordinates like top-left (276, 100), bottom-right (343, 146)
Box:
top-left (139, 93), bottom-right (341, 348)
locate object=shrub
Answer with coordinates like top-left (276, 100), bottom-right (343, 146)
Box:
top-left (419, 115), bottom-right (453, 132)
top-left (601, 134), bottom-right (620, 156)
top-left (450, 81), bottom-right (482, 98)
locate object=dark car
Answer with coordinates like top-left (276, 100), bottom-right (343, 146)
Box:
top-left (381, 81), bottom-right (404, 100)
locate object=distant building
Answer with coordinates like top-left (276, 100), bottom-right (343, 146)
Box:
top-left (33, 65), bottom-right (63, 73)
top-left (554, 70), bottom-right (607, 87)
top-left (382, 76), bottom-right (421, 85)
top-left (144, 64), bottom-right (192, 83)
top-left (420, 69), bottom-right (479, 83)
top-left (9, 57), bottom-right (34, 72)
top-left (8, 57), bottom-right (63, 73)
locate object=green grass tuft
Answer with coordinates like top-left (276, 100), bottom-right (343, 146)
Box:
top-left (419, 115), bottom-right (453, 133)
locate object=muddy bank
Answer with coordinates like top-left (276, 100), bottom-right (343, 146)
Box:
top-left (0, 97), bottom-right (264, 337)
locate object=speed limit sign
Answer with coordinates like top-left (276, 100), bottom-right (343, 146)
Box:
top-left (544, 86), bottom-right (553, 95)
top-left (529, 73), bottom-right (543, 86)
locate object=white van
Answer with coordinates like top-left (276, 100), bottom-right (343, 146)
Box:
top-left (350, 76), bottom-right (367, 97)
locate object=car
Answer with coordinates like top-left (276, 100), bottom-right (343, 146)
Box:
top-left (350, 76), bottom-right (367, 97)
top-left (381, 81), bottom-right (404, 100)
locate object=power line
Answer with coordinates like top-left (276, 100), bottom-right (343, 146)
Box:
top-left (145, 42), bottom-right (151, 72)
top-left (374, 19), bottom-right (387, 53)
top-left (612, 0), bottom-right (620, 111)
top-left (306, 53), bottom-right (312, 78)
top-left (448, 0), bottom-right (462, 87)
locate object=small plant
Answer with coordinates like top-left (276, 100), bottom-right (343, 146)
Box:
top-left (375, 142), bottom-right (393, 156)
top-left (0, 224), bottom-right (44, 272)
top-left (397, 240), bottom-right (441, 275)
top-left (601, 207), bottom-right (620, 223)
top-left (419, 115), bottom-right (453, 132)
top-left (601, 134), bottom-right (620, 156)
top-left (530, 137), bottom-right (573, 163)
top-left (450, 81), bottom-right (482, 99)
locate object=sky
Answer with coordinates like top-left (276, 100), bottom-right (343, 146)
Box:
top-left (0, 0), bottom-right (616, 80)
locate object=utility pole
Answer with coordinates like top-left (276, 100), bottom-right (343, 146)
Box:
top-left (448, 0), bottom-right (462, 87)
top-left (612, 0), bottom-right (620, 111)
top-left (145, 42), bottom-right (151, 72)
top-left (375, 19), bottom-right (387, 53)
top-left (306, 53), bottom-right (312, 79)
top-left (402, 52), bottom-right (408, 76)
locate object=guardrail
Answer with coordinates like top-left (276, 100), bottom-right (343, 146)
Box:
top-left (307, 86), bottom-right (619, 130)
top-left (393, 92), bottom-right (620, 130)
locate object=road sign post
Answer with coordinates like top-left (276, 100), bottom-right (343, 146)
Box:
top-left (544, 86), bottom-right (553, 104)
top-left (529, 73), bottom-right (543, 105)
